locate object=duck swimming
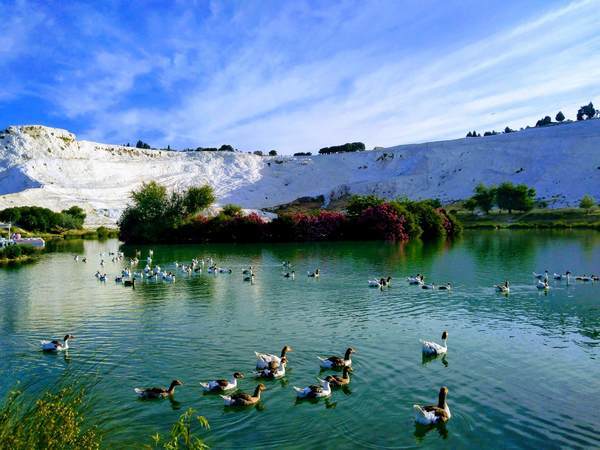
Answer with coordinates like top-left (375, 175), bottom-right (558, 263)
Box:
top-left (294, 379), bottom-right (331, 399)
top-left (221, 383), bottom-right (266, 407)
top-left (255, 345), bottom-right (293, 370)
top-left (134, 379), bottom-right (183, 399)
top-left (407, 274), bottom-right (424, 285)
top-left (284, 271), bottom-right (295, 279)
top-left (414, 387), bottom-right (451, 425)
top-left (533, 270), bottom-right (549, 282)
top-left (200, 372), bottom-right (244, 392)
top-left (318, 347), bottom-right (356, 369)
top-left (41, 334), bottom-right (74, 352)
top-left (438, 283), bottom-right (452, 290)
top-left (325, 366), bottom-right (352, 387)
top-left (495, 281), bottom-right (510, 293)
top-left (421, 331), bottom-right (448, 356)
top-left (537, 280), bottom-right (550, 290)
top-left (254, 357), bottom-right (287, 379)
top-left (308, 268), bottom-right (320, 278)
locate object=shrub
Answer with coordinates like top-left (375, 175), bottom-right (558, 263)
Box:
top-left (135, 140), bottom-right (151, 149)
top-left (96, 226), bottom-right (110, 239)
top-left (147, 407), bottom-right (209, 450)
top-left (535, 116), bottom-right (552, 127)
top-left (346, 195), bottom-right (385, 217)
top-left (555, 111), bottom-right (565, 122)
top-left (287, 211), bottom-right (347, 241)
top-left (268, 150), bottom-right (277, 156)
top-left (404, 201), bottom-right (445, 238)
top-left (293, 152), bottom-right (312, 156)
top-left (318, 142), bottom-right (365, 155)
top-left (356, 204), bottom-right (408, 241)
top-left (579, 194), bottom-right (596, 212)
top-left (577, 102), bottom-right (595, 120)
top-left (471, 183), bottom-right (496, 214)
top-left (218, 144), bottom-right (234, 152)
top-left (222, 204), bottom-right (243, 217)
top-left (496, 182), bottom-right (535, 213)
top-left (0, 206), bottom-right (84, 232)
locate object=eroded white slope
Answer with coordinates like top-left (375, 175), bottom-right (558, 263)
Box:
top-left (0, 121), bottom-right (598, 225)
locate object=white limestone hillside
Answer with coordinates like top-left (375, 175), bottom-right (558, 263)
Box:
top-left (0, 121), bottom-right (599, 226)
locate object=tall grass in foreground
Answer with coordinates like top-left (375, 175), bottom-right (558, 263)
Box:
top-left (146, 408), bottom-right (210, 450)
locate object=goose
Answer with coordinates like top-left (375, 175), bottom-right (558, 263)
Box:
top-left (134, 379), bottom-right (183, 399)
top-left (254, 357), bottom-right (287, 379)
top-left (219, 268), bottom-right (233, 274)
top-left (115, 276), bottom-right (123, 283)
top-left (243, 273), bottom-right (255, 283)
top-left (421, 283), bottom-right (435, 290)
top-left (82, 257), bottom-right (87, 263)
top-left (284, 271), bottom-right (295, 279)
top-left (495, 281), bottom-right (510, 293)
top-left (242, 267), bottom-right (253, 275)
top-left (99, 274), bottom-right (107, 282)
top-left (294, 379), bottom-right (331, 399)
top-left (325, 366), bottom-right (352, 387)
top-left (74, 256), bottom-right (79, 262)
top-left (221, 384), bottom-right (266, 407)
top-left (576, 275), bottom-right (592, 281)
top-left (308, 268), bottom-right (320, 278)
top-left (407, 275), bottom-right (424, 285)
top-left (438, 283), bottom-right (452, 291)
top-left (255, 345), bottom-right (293, 369)
top-left (318, 347), bottom-right (355, 369)
top-left (368, 279), bottom-right (382, 288)
top-left (94, 271), bottom-right (101, 278)
top-left (124, 279), bottom-right (135, 287)
top-left (421, 331), bottom-right (448, 356)
top-left (537, 280), bottom-right (550, 290)
top-left (41, 334), bottom-right (74, 352)
top-left (200, 372), bottom-right (244, 392)
top-left (414, 387), bottom-right (451, 425)
top-left (533, 270), bottom-right (549, 282)
top-left (554, 271), bottom-right (571, 280)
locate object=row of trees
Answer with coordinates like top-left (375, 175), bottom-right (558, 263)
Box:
top-left (466, 101), bottom-right (597, 138)
top-left (464, 182), bottom-right (536, 214)
top-left (0, 206), bottom-right (86, 232)
top-left (318, 142), bottom-right (365, 155)
top-left (118, 184), bottom-right (462, 243)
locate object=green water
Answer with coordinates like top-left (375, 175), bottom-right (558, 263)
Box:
top-left (1, 231), bottom-right (599, 449)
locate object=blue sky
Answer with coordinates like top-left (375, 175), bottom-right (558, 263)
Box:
top-left (1, 0), bottom-right (599, 153)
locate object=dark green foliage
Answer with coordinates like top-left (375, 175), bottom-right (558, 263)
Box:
top-left (118, 182), bottom-right (215, 243)
top-left (268, 150), bottom-right (277, 156)
top-left (218, 144), bottom-right (234, 152)
top-left (483, 130), bottom-right (499, 136)
top-left (345, 195), bottom-right (385, 217)
top-left (402, 201), bottom-right (445, 238)
top-left (504, 126), bottom-right (514, 133)
top-left (466, 130), bottom-right (480, 137)
top-left (464, 198), bottom-right (477, 212)
top-left (96, 226), bottom-right (110, 239)
top-left (253, 151), bottom-right (264, 156)
top-left (293, 152), bottom-right (312, 156)
top-left (535, 116), bottom-right (552, 127)
top-left (0, 206), bottom-right (84, 232)
top-left (318, 142), bottom-right (365, 155)
top-left (579, 195), bottom-right (595, 212)
top-left (576, 102), bottom-right (595, 121)
top-left (471, 183), bottom-right (496, 214)
top-left (135, 140), bottom-right (151, 149)
top-left (221, 204), bottom-right (243, 217)
top-left (555, 111), bottom-right (565, 122)
top-left (496, 182), bottom-right (536, 213)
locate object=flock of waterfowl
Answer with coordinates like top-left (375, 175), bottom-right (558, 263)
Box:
top-left (60, 249), bottom-right (598, 427)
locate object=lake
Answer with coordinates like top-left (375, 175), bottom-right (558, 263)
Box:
top-left (1, 231), bottom-right (599, 449)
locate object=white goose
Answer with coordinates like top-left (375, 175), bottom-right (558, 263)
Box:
top-left (421, 331), bottom-right (448, 356)
top-left (254, 357), bottom-right (287, 379)
top-left (421, 283), bottom-right (436, 290)
top-left (255, 345), bottom-right (293, 370)
top-left (414, 387), bottom-right (451, 425)
top-left (200, 372), bottom-right (244, 392)
top-left (41, 334), bottom-right (74, 352)
top-left (533, 271), bottom-right (549, 281)
top-left (407, 275), bottom-right (424, 285)
top-left (537, 280), bottom-right (550, 290)
top-left (294, 379), bottom-right (331, 399)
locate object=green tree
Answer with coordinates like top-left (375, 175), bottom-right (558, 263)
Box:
top-left (268, 150), bottom-right (277, 156)
top-left (577, 102), bottom-right (595, 121)
top-left (222, 204), bottom-right (243, 217)
top-left (472, 183), bottom-right (496, 214)
top-left (183, 186), bottom-right (215, 216)
top-left (463, 198), bottom-right (477, 213)
top-left (346, 195), bottom-right (385, 217)
top-left (555, 111), bottom-right (565, 122)
top-left (496, 182), bottom-right (535, 213)
top-left (579, 194), bottom-right (595, 213)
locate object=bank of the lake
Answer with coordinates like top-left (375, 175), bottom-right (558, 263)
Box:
top-left (456, 207), bottom-right (600, 230)
top-left (1, 230), bottom-right (599, 448)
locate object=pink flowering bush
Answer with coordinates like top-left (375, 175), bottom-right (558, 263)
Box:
top-left (356, 203), bottom-right (409, 241)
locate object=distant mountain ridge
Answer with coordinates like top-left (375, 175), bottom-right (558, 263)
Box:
top-left (0, 121), bottom-right (599, 225)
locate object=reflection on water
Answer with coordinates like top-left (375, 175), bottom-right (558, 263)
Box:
top-left (0, 231), bottom-right (599, 449)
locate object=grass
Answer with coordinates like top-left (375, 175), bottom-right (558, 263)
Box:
top-left (452, 207), bottom-right (600, 230)
top-left (7, 225), bottom-right (119, 241)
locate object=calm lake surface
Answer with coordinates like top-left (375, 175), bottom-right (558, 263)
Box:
top-left (1, 231), bottom-right (599, 449)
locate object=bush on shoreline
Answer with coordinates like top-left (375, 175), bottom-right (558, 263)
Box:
top-left (0, 206), bottom-right (85, 233)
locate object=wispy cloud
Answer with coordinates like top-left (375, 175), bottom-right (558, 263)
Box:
top-left (1, 0), bottom-right (599, 152)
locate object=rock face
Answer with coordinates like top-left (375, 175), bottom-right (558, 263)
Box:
top-left (0, 121), bottom-right (599, 225)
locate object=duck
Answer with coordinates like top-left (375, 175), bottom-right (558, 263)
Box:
top-left (243, 273), bottom-right (255, 283)
top-left (533, 270), bottom-right (549, 282)
top-left (407, 274), bottom-right (424, 285)
top-left (318, 347), bottom-right (356, 369)
top-left (134, 379), bottom-right (183, 399)
top-left (421, 283), bottom-right (435, 290)
top-left (124, 278), bottom-right (135, 287)
top-left (254, 357), bottom-right (287, 379)
top-left (421, 331), bottom-right (448, 356)
top-left (74, 255), bottom-right (79, 262)
top-left (368, 279), bottom-right (382, 288)
top-left (413, 387), bottom-right (451, 425)
top-left (294, 379), bottom-right (331, 399)
top-left (242, 266), bottom-right (253, 275)
top-left (284, 271), bottom-right (295, 279)
top-left (438, 283), bottom-right (452, 291)
top-left (308, 268), bottom-right (320, 278)
top-left (200, 372), bottom-right (244, 392)
top-left (554, 271), bottom-right (571, 281)
top-left (576, 275), bottom-right (592, 281)
top-left (221, 384), bottom-right (266, 407)
top-left (99, 273), bottom-right (107, 282)
top-left (115, 276), bottom-right (123, 283)
top-left (537, 280), bottom-right (550, 290)
top-left (255, 345), bottom-right (293, 370)
top-left (495, 281), bottom-right (510, 293)
top-left (41, 334), bottom-right (74, 352)
top-left (324, 366), bottom-right (352, 387)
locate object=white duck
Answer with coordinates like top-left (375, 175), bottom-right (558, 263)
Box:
top-left (533, 270), bottom-right (549, 282)
top-left (421, 331), bottom-right (448, 356)
top-left (255, 345), bottom-right (293, 370)
top-left (414, 387), bottom-right (451, 425)
top-left (368, 279), bottom-right (382, 288)
top-left (438, 283), bottom-right (452, 291)
top-left (41, 334), bottom-right (74, 352)
top-left (407, 275), bottom-right (424, 285)
top-left (318, 347), bottom-right (355, 369)
top-left (537, 280), bottom-right (550, 290)
top-left (200, 372), bottom-right (244, 392)
top-left (421, 283), bottom-right (436, 290)
top-left (294, 379), bottom-right (331, 399)
top-left (254, 357), bottom-right (287, 379)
